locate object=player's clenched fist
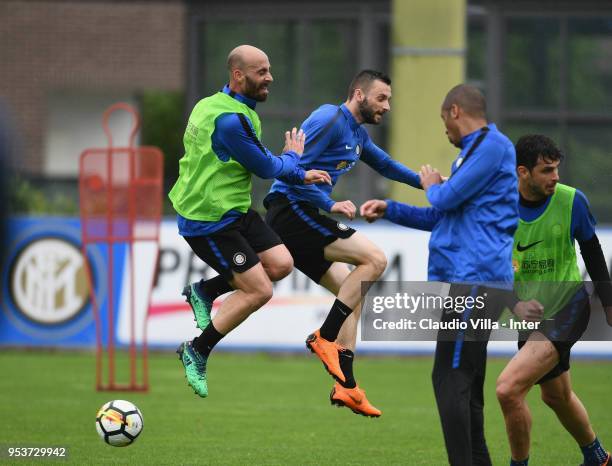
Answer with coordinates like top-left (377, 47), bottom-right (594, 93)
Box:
top-left (359, 199), bottom-right (387, 223)
top-left (331, 200), bottom-right (356, 220)
top-left (512, 299), bottom-right (544, 322)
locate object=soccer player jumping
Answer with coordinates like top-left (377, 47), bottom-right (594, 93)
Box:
top-left (264, 70), bottom-right (422, 417)
top-left (169, 45), bottom-right (331, 398)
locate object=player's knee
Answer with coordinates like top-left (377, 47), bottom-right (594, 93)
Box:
top-left (267, 256), bottom-right (293, 282)
top-left (541, 387), bottom-right (571, 409)
top-left (254, 282), bottom-right (274, 307)
top-left (367, 249), bottom-right (387, 277)
top-left (495, 379), bottom-right (520, 407)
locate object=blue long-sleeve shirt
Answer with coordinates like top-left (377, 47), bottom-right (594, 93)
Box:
top-left (384, 124), bottom-right (518, 283)
top-left (267, 103), bottom-right (421, 211)
top-left (178, 85), bottom-right (306, 236)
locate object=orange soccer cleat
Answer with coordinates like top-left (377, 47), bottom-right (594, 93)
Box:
top-left (305, 330), bottom-right (346, 383)
top-left (330, 382), bottom-right (382, 418)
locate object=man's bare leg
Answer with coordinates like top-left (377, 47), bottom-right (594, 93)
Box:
top-left (496, 333), bottom-right (559, 461)
top-left (540, 372), bottom-right (598, 451)
top-left (308, 237), bottom-right (385, 417)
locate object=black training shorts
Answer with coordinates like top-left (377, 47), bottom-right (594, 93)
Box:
top-left (264, 194), bottom-right (355, 283)
top-left (184, 209), bottom-right (282, 281)
top-left (518, 289), bottom-right (590, 384)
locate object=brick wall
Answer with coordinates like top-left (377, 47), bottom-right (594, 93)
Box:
top-left (0, 0), bottom-right (185, 175)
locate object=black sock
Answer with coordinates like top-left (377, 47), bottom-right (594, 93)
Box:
top-left (192, 322), bottom-right (224, 358)
top-left (338, 349), bottom-right (356, 388)
top-left (198, 275), bottom-right (232, 300)
top-left (510, 458), bottom-right (529, 466)
top-left (581, 437), bottom-right (608, 465)
top-left (319, 299), bottom-right (353, 342)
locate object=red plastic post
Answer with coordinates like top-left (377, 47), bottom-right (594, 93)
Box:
top-left (79, 102), bottom-right (163, 392)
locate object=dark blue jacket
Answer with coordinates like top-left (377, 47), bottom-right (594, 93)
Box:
top-left (384, 124), bottom-right (518, 283)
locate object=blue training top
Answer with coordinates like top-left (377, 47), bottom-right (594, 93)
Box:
top-left (383, 124), bottom-right (519, 283)
top-left (178, 85), bottom-right (306, 237)
top-left (266, 103), bottom-right (421, 211)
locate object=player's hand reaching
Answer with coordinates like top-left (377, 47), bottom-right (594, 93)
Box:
top-left (419, 164), bottom-right (443, 190)
top-left (331, 200), bottom-right (356, 220)
top-left (283, 127), bottom-right (306, 156)
top-left (360, 199), bottom-right (387, 223)
top-left (303, 169), bottom-right (332, 185)
top-left (512, 299), bottom-right (544, 322)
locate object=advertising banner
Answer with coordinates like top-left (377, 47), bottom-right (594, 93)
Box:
top-left (1, 218), bottom-right (120, 347)
top-left (2, 217), bottom-right (612, 356)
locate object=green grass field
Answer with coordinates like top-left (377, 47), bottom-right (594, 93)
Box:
top-left (0, 350), bottom-right (610, 465)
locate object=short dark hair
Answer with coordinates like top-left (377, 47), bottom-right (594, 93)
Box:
top-left (442, 84), bottom-right (487, 118)
top-left (515, 134), bottom-right (564, 170)
top-left (347, 70), bottom-right (391, 100)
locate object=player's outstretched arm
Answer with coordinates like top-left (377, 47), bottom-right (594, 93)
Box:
top-left (215, 115), bottom-right (307, 180)
top-left (361, 138), bottom-right (422, 189)
top-left (360, 199), bottom-right (441, 232)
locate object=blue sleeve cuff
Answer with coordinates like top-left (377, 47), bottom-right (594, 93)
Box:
top-left (296, 166), bottom-right (306, 183)
top-left (282, 150), bottom-right (299, 159)
top-left (323, 198), bottom-right (335, 212)
top-left (382, 199), bottom-right (397, 221)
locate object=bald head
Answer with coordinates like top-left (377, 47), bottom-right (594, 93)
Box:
top-left (442, 84), bottom-right (487, 119)
top-left (227, 45), bottom-right (268, 72)
top-left (226, 45), bottom-right (273, 102)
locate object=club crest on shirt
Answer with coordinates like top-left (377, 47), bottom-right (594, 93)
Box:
top-left (336, 161), bottom-right (348, 170)
top-left (337, 222), bottom-right (349, 231)
top-left (355, 145), bottom-right (361, 155)
top-left (233, 252), bottom-right (247, 266)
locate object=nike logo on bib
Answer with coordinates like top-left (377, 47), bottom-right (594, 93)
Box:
top-left (516, 240), bottom-right (543, 252)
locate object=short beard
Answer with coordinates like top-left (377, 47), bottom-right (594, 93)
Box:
top-left (244, 75), bottom-right (267, 102)
top-left (357, 99), bottom-right (380, 125)
top-left (528, 181), bottom-right (548, 200)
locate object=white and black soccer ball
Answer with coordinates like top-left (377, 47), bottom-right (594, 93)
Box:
top-left (95, 400), bottom-right (143, 447)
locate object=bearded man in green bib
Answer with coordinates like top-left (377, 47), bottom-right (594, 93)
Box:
top-left (495, 134), bottom-right (612, 466)
top-left (169, 45), bottom-right (331, 398)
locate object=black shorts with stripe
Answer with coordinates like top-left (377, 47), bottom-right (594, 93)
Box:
top-left (184, 209), bottom-right (282, 282)
top-left (517, 289), bottom-right (590, 384)
top-left (264, 194), bottom-right (355, 283)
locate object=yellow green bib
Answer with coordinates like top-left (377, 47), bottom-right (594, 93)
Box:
top-left (512, 183), bottom-right (582, 318)
top-left (169, 92), bottom-right (262, 221)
